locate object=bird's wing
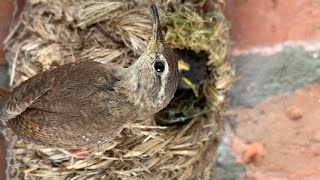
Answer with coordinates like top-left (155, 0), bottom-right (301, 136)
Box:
top-left (1, 61), bottom-right (130, 148)
top-left (0, 72), bottom-right (53, 122)
top-left (0, 61), bottom-right (122, 123)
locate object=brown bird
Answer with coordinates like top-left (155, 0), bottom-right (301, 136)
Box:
top-left (0, 4), bottom-right (178, 155)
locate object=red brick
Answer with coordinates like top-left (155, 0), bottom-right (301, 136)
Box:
top-left (0, 0), bottom-right (26, 65)
top-left (0, 1), bottom-right (14, 64)
top-left (0, 135), bottom-right (5, 180)
top-left (227, 83), bottom-right (320, 179)
top-left (0, 1), bottom-right (14, 176)
top-left (224, 0), bottom-right (320, 50)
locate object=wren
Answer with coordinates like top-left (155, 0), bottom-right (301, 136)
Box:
top-left (0, 4), bottom-right (179, 150)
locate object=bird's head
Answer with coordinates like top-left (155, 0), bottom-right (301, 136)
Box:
top-left (126, 3), bottom-right (179, 113)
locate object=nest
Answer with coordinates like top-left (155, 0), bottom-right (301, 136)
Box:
top-left (3, 0), bottom-right (232, 179)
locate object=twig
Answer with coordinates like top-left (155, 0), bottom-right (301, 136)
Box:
top-left (9, 46), bottom-right (20, 87)
top-left (3, 21), bottom-right (21, 49)
top-left (97, 23), bottom-right (124, 44)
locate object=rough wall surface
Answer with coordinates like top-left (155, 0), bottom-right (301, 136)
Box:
top-left (215, 0), bottom-right (320, 179)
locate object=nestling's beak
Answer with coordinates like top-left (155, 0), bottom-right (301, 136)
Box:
top-left (150, 3), bottom-right (164, 47)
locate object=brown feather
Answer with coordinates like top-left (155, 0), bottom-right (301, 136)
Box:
top-left (3, 61), bottom-right (135, 148)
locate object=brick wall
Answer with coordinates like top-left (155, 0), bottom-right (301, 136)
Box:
top-left (0, 0), bottom-right (25, 65)
top-left (225, 0), bottom-right (320, 51)
top-left (215, 0), bottom-right (320, 179)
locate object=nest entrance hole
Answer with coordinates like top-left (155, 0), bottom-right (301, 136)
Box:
top-left (155, 49), bottom-right (208, 126)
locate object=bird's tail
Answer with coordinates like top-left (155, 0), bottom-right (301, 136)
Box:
top-left (0, 88), bottom-right (10, 101)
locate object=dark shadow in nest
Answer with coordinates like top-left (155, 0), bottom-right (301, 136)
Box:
top-left (155, 49), bottom-right (209, 126)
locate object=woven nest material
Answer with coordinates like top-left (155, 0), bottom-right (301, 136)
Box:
top-left (3, 0), bottom-right (232, 179)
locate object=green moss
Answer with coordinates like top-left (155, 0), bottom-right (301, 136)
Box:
top-left (161, 3), bottom-right (229, 56)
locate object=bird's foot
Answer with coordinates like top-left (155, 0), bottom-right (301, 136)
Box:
top-left (59, 148), bottom-right (93, 158)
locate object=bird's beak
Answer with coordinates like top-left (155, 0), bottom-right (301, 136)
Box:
top-left (150, 3), bottom-right (164, 48)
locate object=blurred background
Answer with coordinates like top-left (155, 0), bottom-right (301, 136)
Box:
top-left (217, 0), bottom-right (320, 179)
top-left (1, 0), bottom-right (320, 179)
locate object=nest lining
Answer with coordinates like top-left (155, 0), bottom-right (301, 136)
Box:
top-left (3, 0), bottom-right (232, 179)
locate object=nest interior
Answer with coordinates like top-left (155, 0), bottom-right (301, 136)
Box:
top-left (3, 0), bottom-right (232, 179)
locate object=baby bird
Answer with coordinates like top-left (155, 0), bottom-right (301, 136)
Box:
top-left (0, 4), bottom-right (178, 156)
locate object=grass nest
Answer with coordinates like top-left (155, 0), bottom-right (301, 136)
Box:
top-left (3, 0), bottom-right (232, 179)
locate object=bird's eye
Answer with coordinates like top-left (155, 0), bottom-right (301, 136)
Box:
top-left (154, 61), bottom-right (165, 73)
